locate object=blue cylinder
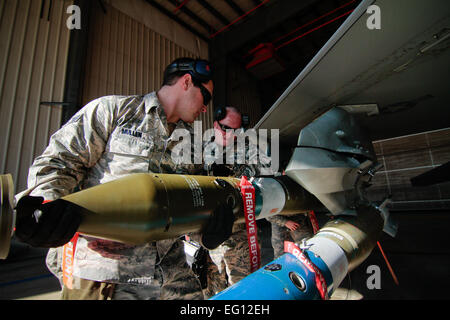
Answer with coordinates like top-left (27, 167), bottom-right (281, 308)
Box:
top-left (210, 251), bottom-right (333, 300)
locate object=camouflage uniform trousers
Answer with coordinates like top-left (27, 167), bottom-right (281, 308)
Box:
top-left (61, 239), bottom-right (204, 300)
top-left (60, 268), bottom-right (162, 300)
top-left (203, 223), bottom-right (258, 298)
top-left (269, 213), bottom-right (314, 259)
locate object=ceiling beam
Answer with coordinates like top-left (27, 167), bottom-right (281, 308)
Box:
top-left (144, 0), bottom-right (210, 42)
top-left (196, 0), bottom-right (230, 26)
top-left (211, 0), bottom-right (320, 55)
top-left (168, 0), bottom-right (216, 34)
top-left (224, 0), bottom-right (245, 16)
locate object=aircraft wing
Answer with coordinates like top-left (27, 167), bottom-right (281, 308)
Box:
top-left (255, 0), bottom-right (450, 145)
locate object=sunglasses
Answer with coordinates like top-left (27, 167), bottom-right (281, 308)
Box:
top-left (193, 79), bottom-right (212, 106)
top-left (218, 122), bottom-right (240, 132)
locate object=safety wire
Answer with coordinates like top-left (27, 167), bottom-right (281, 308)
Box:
top-left (377, 241), bottom-right (400, 285)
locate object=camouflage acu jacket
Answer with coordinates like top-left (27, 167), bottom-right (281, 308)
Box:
top-left (203, 137), bottom-right (274, 179)
top-left (17, 92), bottom-right (203, 285)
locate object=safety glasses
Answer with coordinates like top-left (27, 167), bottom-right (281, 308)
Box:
top-left (218, 122), bottom-right (240, 132)
top-left (193, 79), bottom-right (212, 106)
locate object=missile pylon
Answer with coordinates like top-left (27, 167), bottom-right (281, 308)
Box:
top-left (210, 202), bottom-right (387, 300)
top-left (0, 173), bottom-right (322, 259)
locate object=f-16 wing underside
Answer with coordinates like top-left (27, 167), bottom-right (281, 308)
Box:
top-left (255, 0), bottom-right (450, 144)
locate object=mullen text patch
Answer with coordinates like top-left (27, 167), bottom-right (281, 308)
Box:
top-left (121, 128), bottom-right (143, 138)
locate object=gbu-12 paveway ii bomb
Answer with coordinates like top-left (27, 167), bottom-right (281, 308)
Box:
top-left (0, 172), bottom-right (323, 259)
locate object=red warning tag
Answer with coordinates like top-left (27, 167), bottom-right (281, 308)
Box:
top-left (239, 176), bottom-right (260, 273)
top-left (284, 241), bottom-right (329, 300)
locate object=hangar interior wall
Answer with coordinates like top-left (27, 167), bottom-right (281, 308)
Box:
top-left (81, 0), bottom-right (213, 131)
top-left (0, 0), bottom-right (73, 194)
top-left (369, 127), bottom-right (450, 210)
top-left (353, 127), bottom-right (450, 299)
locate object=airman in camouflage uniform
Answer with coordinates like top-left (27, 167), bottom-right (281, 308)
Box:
top-left (266, 213), bottom-right (314, 259)
top-left (201, 106), bottom-right (274, 298)
top-left (14, 58), bottom-right (222, 300)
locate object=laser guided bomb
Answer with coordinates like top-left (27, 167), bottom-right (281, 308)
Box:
top-left (1, 107), bottom-right (396, 300)
top-left (5, 0), bottom-right (442, 298)
top-left (210, 200), bottom-right (393, 300)
top-left (211, 0), bottom-right (449, 299)
top-left (211, 107), bottom-right (397, 300)
top-left (0, 170), bottom-right (323, 259)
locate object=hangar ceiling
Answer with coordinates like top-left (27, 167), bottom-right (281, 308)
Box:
top-left (143, 0), bottom-right (450, 141)
top-left (145, 0), bottom-right (359, 108)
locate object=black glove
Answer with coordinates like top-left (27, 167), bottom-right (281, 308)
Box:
top-left (201, 203), bottom-right (234, 250)
top-left (15, 196), bottom-right (82, 248)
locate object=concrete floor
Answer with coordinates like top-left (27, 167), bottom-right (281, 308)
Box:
top-left (2, 211), bottom-right (449, 300)
top-left (0, 239), bottom-right (61, 300)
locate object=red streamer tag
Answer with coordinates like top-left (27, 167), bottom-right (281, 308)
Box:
top-left (308, 210), bottom-right (320, 234)
top-left (284, 241), bottom-right (329, 300)
top-left (62, 233), bottom-right (79, 289)
top-left (239, 176), bottom-right (260, 273)
top-left (41, 199), bottom-right (79, 289)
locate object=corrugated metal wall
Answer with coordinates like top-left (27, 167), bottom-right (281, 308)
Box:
top-left (369, 127), bottom-right (450, 210)
top-left (0, 0), bottom-right (72, 193)
top-left (81, 1), bottom-right (213, 130)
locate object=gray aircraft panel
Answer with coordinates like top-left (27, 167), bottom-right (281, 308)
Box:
top-left (255, 0), bottom-right (450, 145)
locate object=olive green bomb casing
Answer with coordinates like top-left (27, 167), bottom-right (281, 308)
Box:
top-left (65, 173), bottom-right (243, 244)
top-left (0, 172), bottom-right (322, 258)
top-left (61, 173), bottom-right (322, 243)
